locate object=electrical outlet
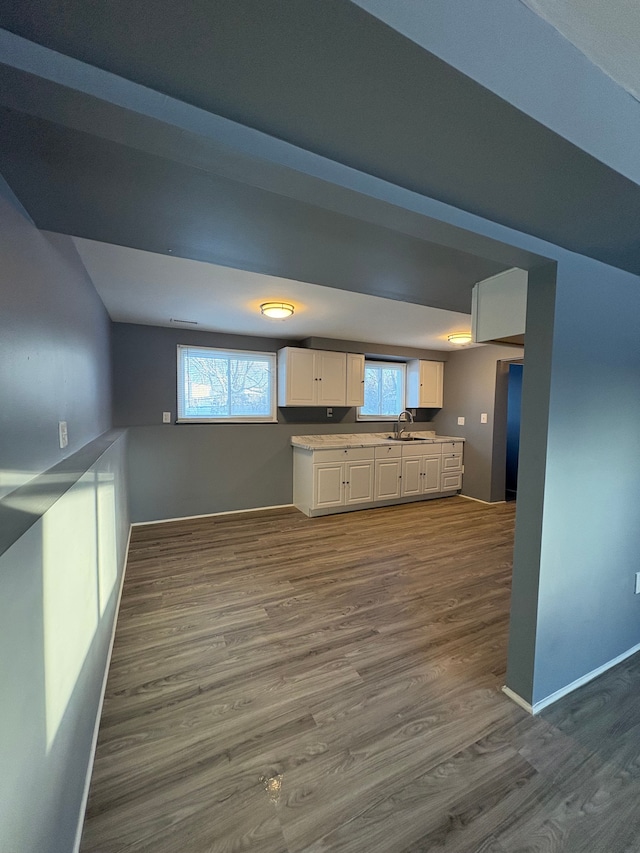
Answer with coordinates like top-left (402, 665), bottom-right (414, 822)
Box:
top-left (457, 416), bottom-right (465, 426)
top-left (635, 572), bottom-right (640, 594)
top-left (480, 413), bottom-right (488, 424)
top-left (58, 421), bottom-right (68, 449)
top-left (327, 408), bottom-right (333, 417)
top-left (162, 411), bottom-right (171, 423)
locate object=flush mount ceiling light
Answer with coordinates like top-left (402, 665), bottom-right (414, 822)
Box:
top-left (260, 301), bottom-right (294, 319)
top-left (447, 333), bottom-right (473, 345)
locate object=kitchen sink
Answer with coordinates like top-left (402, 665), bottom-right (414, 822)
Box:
top-left (386, 434), bottom-right (431, 442)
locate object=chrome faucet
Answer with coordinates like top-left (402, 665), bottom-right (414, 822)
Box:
top-left (395, 409), bottom-right (414, 438)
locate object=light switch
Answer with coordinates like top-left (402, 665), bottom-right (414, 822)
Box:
top-left (58, 421), bottom-right (68, 449)
top-left (480, 413), bottom-right (488, 424)
top-left (162, 411), bottom-right (171, 423)
top-left (457, 416), bottom-right (465, 426)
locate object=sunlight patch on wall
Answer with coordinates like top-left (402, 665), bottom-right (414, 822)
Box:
top-left (0, 468), bottom-right (39, 502)
top-left (42, 473), bottom-right (99, 751)
top-left (96, 471), bottom-right (118, 616)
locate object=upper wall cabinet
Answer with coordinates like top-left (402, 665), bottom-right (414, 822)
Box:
top-left (278, 347), bottom-right (348, 406)
top-left (472, 267), bottom-right (528, 345)
top-left (406, 360), bottom-right (444, 408)
top-left (345, 353), bottom-right (365, 407)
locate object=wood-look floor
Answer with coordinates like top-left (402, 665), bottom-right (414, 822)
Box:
top-left (81, 498), bottom-right (640, 853)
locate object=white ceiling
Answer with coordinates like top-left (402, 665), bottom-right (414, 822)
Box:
top-left (73, 238), bottom-right (477, 351)
top-left (521, 0), bottom-right (640, 102)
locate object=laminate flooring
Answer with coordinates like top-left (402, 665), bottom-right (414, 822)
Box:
top-left (81, 497), bottom-right (640, 853)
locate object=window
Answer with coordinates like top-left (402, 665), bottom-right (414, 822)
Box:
top-left (177, 345), bottom-right (277, 422)
top-left (358, 360), bottom-right (406, 420)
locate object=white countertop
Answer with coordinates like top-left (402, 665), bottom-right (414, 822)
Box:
top-left (290, 432), bottom-right (465, 451)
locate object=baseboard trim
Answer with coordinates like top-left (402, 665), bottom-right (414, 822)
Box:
top-left (503, 640), bottom-right (640, 716)
top-left (72, 523), bottom-right (132, 853)
top-left (131, 503), bottom-right (295, 526)
top-left (501, 685), bottom-right (533, 714)
top-left (459, 494), bottom-right (507, 506)
top-left (531, 640), bottom-right (640, 714)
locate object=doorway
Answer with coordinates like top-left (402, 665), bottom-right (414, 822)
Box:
top-left (505, 363), bottom-right (523, 501)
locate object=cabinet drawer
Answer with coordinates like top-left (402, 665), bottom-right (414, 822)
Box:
top-left (440, 441), bottom-right (464, 455)
top-left (375, 444), bottom-right (402, 459)
top-left (401, 442), bottom-right (441, 458)
top-left (313, 447), bottom-right (375, 464)
top-left (441, 472), bottom-right (463, 491)
top-left (442, 454), bottom-right (462, 472)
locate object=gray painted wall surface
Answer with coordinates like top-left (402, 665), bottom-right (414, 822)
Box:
top-left (354, 0), bottom-right (640, 187)
top-left (113, 322), bottom-right (449, 522)
top-left (505, 264), bottom-right (557, 702)
top-left (0, 176), bottom-right (111, 500)
top-left (0, 434), bottom-right (129, 853)
top-left (432, 343), bottom-right (522, 503)
top-left (0, 177), bottom-right (129, 852)
top-left (529, 257), bottom-right (640, 704)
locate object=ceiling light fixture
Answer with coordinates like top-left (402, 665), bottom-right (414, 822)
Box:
top-left (260, 301), bottom-right (294, 319)
top-left (447, 333), bottom-right (472, 345)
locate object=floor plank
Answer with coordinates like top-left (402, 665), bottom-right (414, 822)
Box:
top-left (81, 497), bottom-right (640, 853)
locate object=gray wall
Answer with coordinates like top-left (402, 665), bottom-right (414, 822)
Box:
top-left (432, 343), bottom-right (522, 502)
top-left (113, 322), bottom-right (451, 522)
top-left (0, 434), bottom-right (129, 853)
top-left (0, 177), bottom-right (111, 500)
top-left (0, 177), bottom-right (130, 853)
top-left (506, 255), bottom-right (640, 706)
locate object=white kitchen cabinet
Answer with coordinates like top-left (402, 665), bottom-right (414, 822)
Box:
top-left (312, 454), bottom-right (374, 508)
top-left (440, 441), bottom-right (463, 491)
top-left (346, 353), bottom-right (365, 407)
top-left (472, 267), bottom-right (528, 344)
top-left (400, 444), bottom-right (442, 497)
top-left (293, 446), bottom-right (375, 515)
top-left (313, 462), bottom-right (344, 509)
top-left (344, 460), bottom-right (375, 504)
top-left (374, 445), bottom-right (402, 500)
top-left (292, 437), bottom-right (462, 517)
top-left (406, 360), bottom-right (444, 408)
top-left (278, 347), bottom-right (347, 406)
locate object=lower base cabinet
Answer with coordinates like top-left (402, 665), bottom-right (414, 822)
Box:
top-left (400, 446), bottom-right (442, 497)
top-left (375, 458), bottom-right (402, 500)
top-left (314, 459), bottom-right (374, 508)
top-left (293, 440), bottom-right (463, 517)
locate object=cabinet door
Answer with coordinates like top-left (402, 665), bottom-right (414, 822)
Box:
top-left (316, 351), bottom-right (347, 406)
top-left (345, 353), bottom-right (365, 407)
top-left (401, 456), bottom-right (422, 496)
top-left (313, 463), bottom-right (344, 508)
top-left (442, 453), bottom-right (462, 473)
top-left (345, 460), bottom-right (374, 505)
top-left (441, 472), bottom-right (463, 491)
top-left (418, 361), bottom-right (444, 408)
top-left (422, 455), bottom-right (442, 493)
top-left (375, 458), bottom-right (402, 500)
top-left (280, 348), bottom-right (316, 406)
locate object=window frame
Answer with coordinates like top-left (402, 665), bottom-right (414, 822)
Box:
top-left (357, 359), bottom-right (407, 421)
top-left (176, 344), bottom-right (278, 423)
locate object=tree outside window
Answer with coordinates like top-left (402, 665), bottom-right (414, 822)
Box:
top-left (358, 361), bottom-right (406, 419)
